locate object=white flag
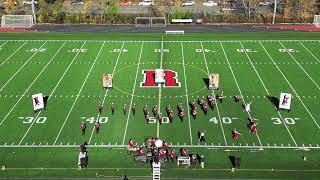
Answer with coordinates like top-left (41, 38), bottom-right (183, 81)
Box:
top-left (155, 69), bottom-right (165, 84)
top-left (279, 93), bottom-right (292, 110)
top-left (209, 73), bottom-right (219, 90)
top-left (32, 93), bottom-right (44, 111)
top-left (103, 74), bottom-right (113, 88)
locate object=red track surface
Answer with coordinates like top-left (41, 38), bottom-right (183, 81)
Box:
top-left (0, 28), bottom-right (47, 33)
top-left (254, 25), bottom-right (320, 32)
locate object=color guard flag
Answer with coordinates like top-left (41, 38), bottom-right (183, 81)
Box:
top-left (209, 73), bottom-right (219, 90)
top-left (32, 93), bottom-right (44, 111)
top-left (279, 93), bottom-right (292, 110)
top-left (103, 74), bottom-right (112, 88)
top-left (155, 69), bottom-right (165, 84)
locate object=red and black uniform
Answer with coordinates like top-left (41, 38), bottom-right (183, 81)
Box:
top-left (232, 130), bottom-right (240, 140)
top-left (145, 113), bottom-right (150, 124)
top-left (131, 104), bottom-right (136, 115)
top-left (178, 104), bottom-right (184, 112)
top-left (152, 106), bottom-right (158, 116)
top-left (157, 113), bottom-right (163, 125)
top-left (234, 95), bottom-right (241, 102)
top-left (191, 109), bottom-right (197, 119)
top-left (95, 122), bottom-right (100, 134)
top-left (218, 92), bottom-right (224, 103)
top-left (138, 147), bottom-right (145, 156)
top-left (180, 148), bottom-right (189, 156)
top-left (203, 103), bottom-right (209, 115)
top-left (159, 149), bottom-right (166, 159)
top-left (191, 101), bottom-right (196, 110)
top-left (250, 124), bottom-right (257, 134)
top-left (97, 103), bottom-right (103, 115)
top-left (168, 149), bottom-right (175, 161)
top-left (151, 138), bottom-right (156, 147)
top-left (111, 103), bottom-right (115, 115)
top-left (169, 112), bottom-right (174, 122)
top-left (208, 96), bottom-right (215, 110)
top-left (123, 104), bottom-right (126, 115)
top-left (199, 97), bottom-right (205, 107)
top-left (178, 111), bottom-right (184, 120)
top-left (166, 105), bottom-right (172, 114)
top-left (143, 106), bottom-right (148, 116)
top-left (128, 139), bottom-right (136, 147)
top-left (163, 142), bottom-right (168, 149)
top-left (80, 123), bottom-right (86, 135)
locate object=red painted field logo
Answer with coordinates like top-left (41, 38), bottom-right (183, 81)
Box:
top-left (140, 70), bottom-right (181, 87)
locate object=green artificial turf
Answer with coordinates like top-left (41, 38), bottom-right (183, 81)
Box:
top-left (0, 33), bottom-right (320, 179)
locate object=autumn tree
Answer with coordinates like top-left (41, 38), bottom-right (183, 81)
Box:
top-left (299, 0), bottom-right (316, 22)
top-left (4, 0), bottom-right (16, 14)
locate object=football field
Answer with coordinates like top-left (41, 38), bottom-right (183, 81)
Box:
top-left (1, 37), bottom-right (320, 151)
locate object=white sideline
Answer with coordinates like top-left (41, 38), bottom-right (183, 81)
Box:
top-left (88, 42), bottom-right (125, 144)
top-left (17, 42), bottom-right (86, 144)
top-left (259, 42), bottom-right (320, 129)
top-left (0, 41), bottom-right (8, 47)
top-left (219, 42), bottom-right (263, 147)
top-left (0, 144), bottom-right (319, 149)
top-left (180, 42), bottom-right (193, 145)
top-left (239, 42), bottom-right (297, 146)
top-left (121, 43), bottom-right (144, 145)
top-left (200, 42), bottom-right (227, 146)
top-left (0, 41), bottom-right (47, 92)
top-left (1, 40), bottom-right (320, 43)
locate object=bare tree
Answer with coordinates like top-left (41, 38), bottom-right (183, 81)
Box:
top-left (241, 0), bottom-right (259, 20)
top-left (299, 0), bottom-right (316, 22)
top-left (84, 0), bottom-right (94, 22)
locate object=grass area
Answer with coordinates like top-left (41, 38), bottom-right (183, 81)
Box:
top-left (1, 33), bottom-right (320, 179)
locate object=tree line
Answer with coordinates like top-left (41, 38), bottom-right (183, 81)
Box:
top-left (0, 0), bottom-right (319, 24)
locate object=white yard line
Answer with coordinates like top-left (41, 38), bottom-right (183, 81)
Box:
top-left (17, 42), bottom-right (86, 144)
top-left (17, 42), bottom-right (67, 144)
top-left (0, 41), bottom-right (27, 68)
top-left (53, 42), bottom-right (106, 145)
top-left (0, 42), bottom-right (56, 127)
top-left (120, 42), bottom-right (144, 145)
top-left (298, 41), bottom-right (320, 64)
top-left (0, 41), bottom-right (47, 92)
top-left (88, 42), bottom-right (125, 144)
top-left (0, 41), bottom-right (8, 47)
top-left (259, 42), bottom-right (320, 129)
top-left (219, 42), bottom-right (263, 147)
top-left (157, 36), bottom-right (164, 138)
top-left (180, 42), bottom-right (193, 145)
top-left (239, 42), bottom-right (297, 146)
top-left (279, 41), bottom-right (320, 92)
top-left (200, 42), bottom-right (227, 146)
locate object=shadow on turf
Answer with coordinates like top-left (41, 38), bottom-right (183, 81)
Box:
top-left (33, 96), bottom-right (49, 113)
top-left (229, 156), bottom-right (241, 168)
top-left (267, 95), bottom-right (279, 111)
top-left (202, 78), bottom-right (209, 89)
